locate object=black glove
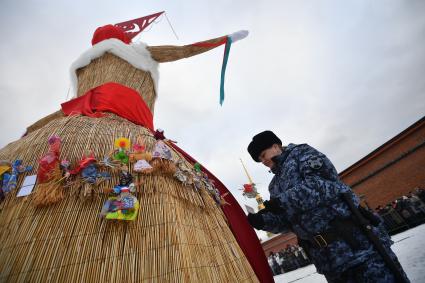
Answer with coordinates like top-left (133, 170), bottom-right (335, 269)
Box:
top-left (247, 213), bottom-right (265, 230)
top-left (263, 198), bottom-right (282, 214)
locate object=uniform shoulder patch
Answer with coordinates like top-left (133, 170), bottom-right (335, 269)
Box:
top-left (307, 156), bottom-right (323, 170)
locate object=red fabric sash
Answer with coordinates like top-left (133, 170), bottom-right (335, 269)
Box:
top-left (168, 143), bottom-right (275, 283)
top-left (61, 82), bottom-right (154, 131)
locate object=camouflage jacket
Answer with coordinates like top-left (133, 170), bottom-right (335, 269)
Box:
top-left (261, 144), bottom-right (393, 275)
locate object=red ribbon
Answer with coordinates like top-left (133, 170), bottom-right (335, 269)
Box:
top-left (191, 37), bottom-right (227, 48)
top-left (61, 82), bottom-right (154, 131)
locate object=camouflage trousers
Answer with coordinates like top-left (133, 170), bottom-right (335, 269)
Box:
top-left (325, 253), bottom-right (409, 283)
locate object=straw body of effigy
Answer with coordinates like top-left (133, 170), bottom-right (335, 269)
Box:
top-left (76, 52), bottom-right (157, 112)
top-left (0, 52), bottom-right (258, 282)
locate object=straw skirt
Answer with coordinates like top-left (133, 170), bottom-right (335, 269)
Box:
top-left (0, 114), bottom-right (258, 282)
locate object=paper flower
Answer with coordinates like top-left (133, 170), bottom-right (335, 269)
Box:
top-left (114, 137), bottom-right (131, 150)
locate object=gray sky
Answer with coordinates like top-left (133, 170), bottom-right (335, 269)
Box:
top-left (1, 0), bottom-right (424, 238)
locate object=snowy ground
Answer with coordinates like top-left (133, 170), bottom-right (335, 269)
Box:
top-left (274, 224), bottom-right (425, 283)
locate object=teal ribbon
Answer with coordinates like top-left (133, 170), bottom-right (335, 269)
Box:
top-left (220, 37), bottom-right (232, 105)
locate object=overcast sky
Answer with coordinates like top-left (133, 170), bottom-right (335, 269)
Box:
top-left (1, 0), bottom-right (424, 238)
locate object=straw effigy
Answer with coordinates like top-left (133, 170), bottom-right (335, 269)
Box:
top-left (0, 47), bottom-right (259, 281)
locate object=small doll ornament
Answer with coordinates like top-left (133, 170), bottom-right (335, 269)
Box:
top-left (36, 135), bottom-right (61, 183)
top-left (113, 137), bottom-right (131, 164)
top-left (129, 136), bottom-right (153, 174)
top-left (100, 165), bottom-right (139, 221)
top-left (1, 159), bottom-right (32, 194)
top-left (116, 165), bottom-right (135, 192)
top-left (33, 136), bottom-right (67, 207)
top-left (60, 160), bottom-right (72, 179)
top-left (202, 174), bottom-right (221, 204)
top-left (150, 140), bottom-right (176, 176)
top-left (73, 154), bottom-right (111, 199)
top-left (174, 160), bottom-right (194, 186)
top-left (191, 163), bottom-right (206, 191)
top-left (190, 162), bottom-right (222, 204)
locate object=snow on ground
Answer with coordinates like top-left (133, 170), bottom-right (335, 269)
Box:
top-left (274, 224), bottom-right (425, 283)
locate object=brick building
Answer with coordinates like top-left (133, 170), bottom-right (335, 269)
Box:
top-left (261, 116), bottom-right (425, 255)
top-left (261, 232), bottom-right (298, 257)
top-left (340, 116), bottom-right (425, 209)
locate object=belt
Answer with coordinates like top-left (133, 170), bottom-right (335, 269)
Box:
top-left (308, 218), bottom-right (361, 249)
top-left (310, 230), bottom-right (341, 249)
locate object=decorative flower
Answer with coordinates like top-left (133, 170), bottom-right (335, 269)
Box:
top-left (242, 183), bottom-right (258, 198)
top-left (243, 183), bottom-right (253, 193)
top-left (114, 137), bottom-right (131, 150)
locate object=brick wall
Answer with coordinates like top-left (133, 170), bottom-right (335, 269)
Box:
top-left (340, 117), bottom-right (425, 208)
top-left (262, 232), bottom-right (298, 256)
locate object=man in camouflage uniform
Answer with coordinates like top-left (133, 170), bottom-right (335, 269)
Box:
top-left (246, 131), bottom-right (409, 283)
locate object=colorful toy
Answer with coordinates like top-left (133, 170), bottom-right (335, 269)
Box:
top-left (37, 135), bottom-right (61, 183)
top-left (129, 136), bottom-right (153, 174)
top-left (73, 154), bottom-right (111, 199)
top-left (100, 165), bottom-right (139, 221)
top-left (0, 161), bottom-right (11, 202)
top-left (174, 160), bottom-right (194, 186)
top-left (1, 160), bottom-right (32, 194)
top-left (113, 137), bottom-right (131, 164)
top-left (150, 140), bottom-right (176, 176)
top-left (33, 136), bottom-right (68, 207)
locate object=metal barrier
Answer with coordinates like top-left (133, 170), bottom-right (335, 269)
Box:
top-left (379, 205), bottom-right (425, 235)
top-left (380, 210), bottom-right (409, 235)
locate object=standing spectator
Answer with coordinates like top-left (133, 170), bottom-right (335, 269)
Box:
top-left (268, 252), bottom-right (280, 275)
top-left (297, 245), bottom-right (311, 267)
top-left (414, 188), bottom-right (425, 202)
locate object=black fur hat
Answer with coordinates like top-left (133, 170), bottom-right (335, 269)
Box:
top-left (247, 131), bottom-right (282, 162)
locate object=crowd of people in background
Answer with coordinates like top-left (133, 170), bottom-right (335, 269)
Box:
top-left (267, 244), bottom-right (311, 276)
top-left (375, 188), bottom-right (425, 234)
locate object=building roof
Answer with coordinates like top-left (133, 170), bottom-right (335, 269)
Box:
top-left (339, 116), bottom-right (424, 177)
